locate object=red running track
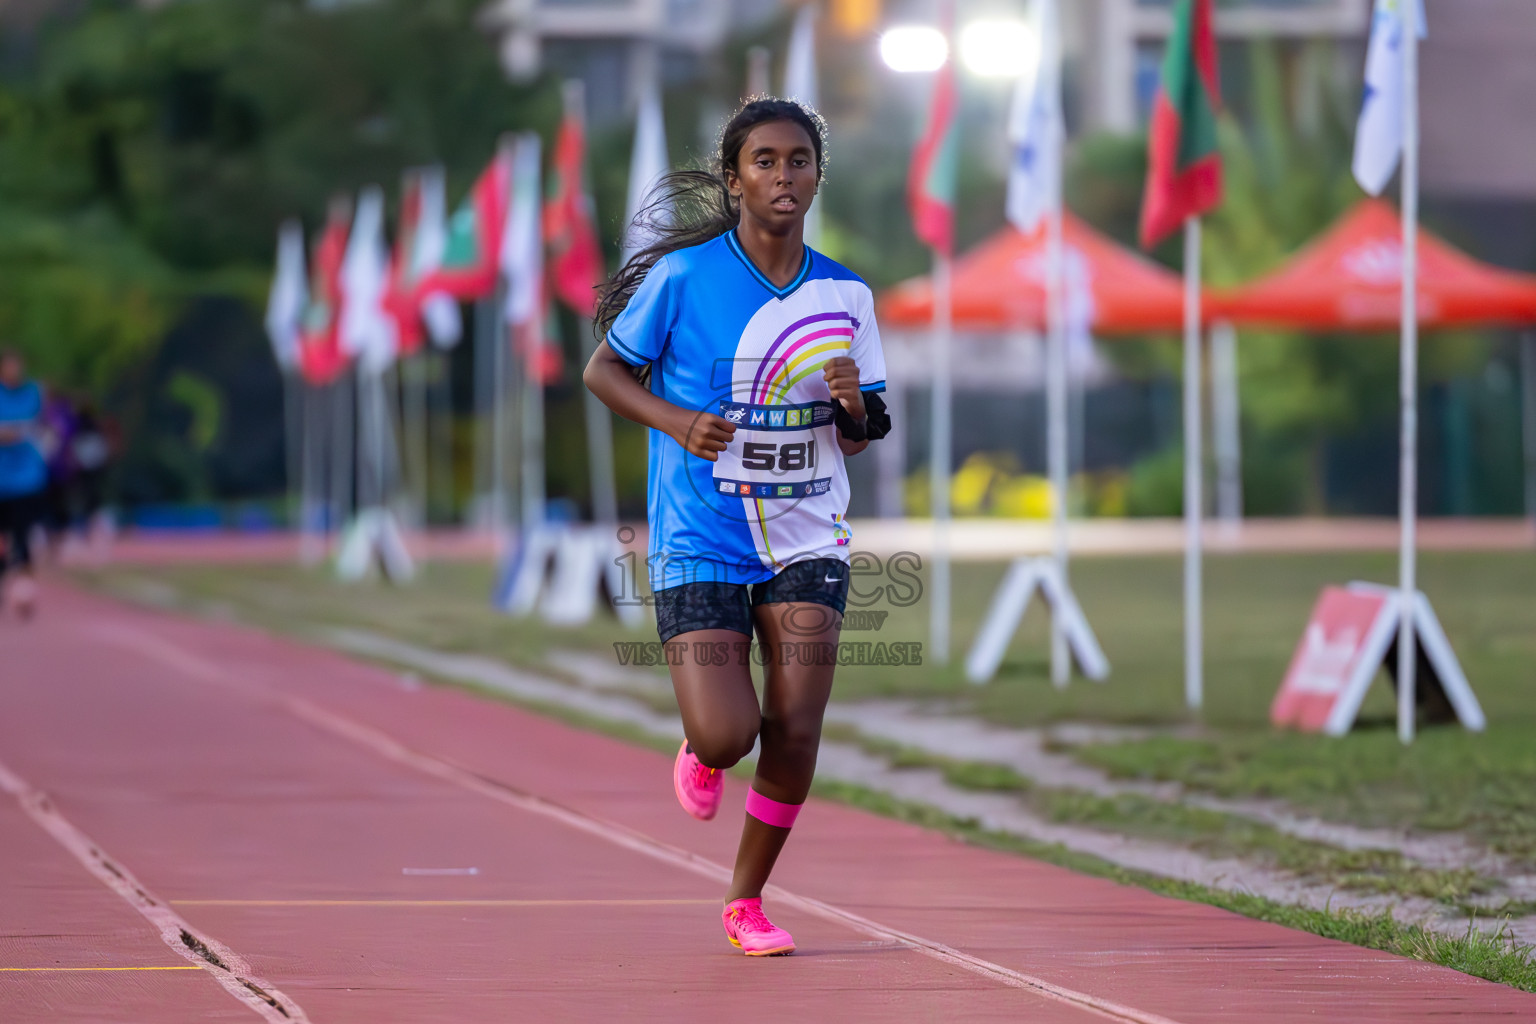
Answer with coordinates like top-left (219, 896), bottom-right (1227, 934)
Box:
top-left (1, 582), bottom-right (1532, 1022)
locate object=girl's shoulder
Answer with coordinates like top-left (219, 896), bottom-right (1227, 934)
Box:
top-left (652, 232), bottom-right (733, 282)
top-left (805, 249), bottom-right (869, 289)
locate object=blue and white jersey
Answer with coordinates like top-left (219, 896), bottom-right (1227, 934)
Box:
top-left (607, 231), bottom-right (886, 591)
top-left (0, 380), bottom-right (45, 498)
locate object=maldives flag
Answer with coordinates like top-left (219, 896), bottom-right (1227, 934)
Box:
top-left (386, 173), bottom-right (429, 357)
top-left (1138, 0), bottom-right (1223, 250)
top-left (906, 19), bottom-right (959, 256)
top-left (544, 82), bottom-right (604, 319)
top-left (297, 202), bottom-right (352, 386)
top-left (421, 146), bottom-right (513, 301)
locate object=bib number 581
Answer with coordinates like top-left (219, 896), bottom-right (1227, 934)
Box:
top-left (740, 440), bottom-right (818, 473)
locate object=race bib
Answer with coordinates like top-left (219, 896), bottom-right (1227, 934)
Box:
top-left (712, 399), bottom-right (835, 500)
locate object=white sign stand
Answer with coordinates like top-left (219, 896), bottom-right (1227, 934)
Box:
top-left (494, 525), bottom-right (643, 628)
top-left (1316, 582), bottom-right (1485, 737)
top-left (335, 507), bottom-right (416, 584)
top-left (965, 556), bottom-right (1109, 685)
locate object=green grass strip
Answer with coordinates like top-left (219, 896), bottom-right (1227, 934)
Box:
top-left (809, 779), bottom-right (1536, 994)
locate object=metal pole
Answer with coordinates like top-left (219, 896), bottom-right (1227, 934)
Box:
top-left (404, 355), bottom-right (429, 529)
top-left (430, 349), bottom-right (454, 527)
top-left (331, 371), bottom-right (355, 538)
top-left (581, 317), bottom-right (620, 527)
top-left (876, 380), bottom-right (905, 518)
top-left (491, 285), bottom-right (510, 538)
top-left (1211, 320), bottom-right (1243, 530)
top-left (472, 297), bottom-right (494, 528)
top-left (1397, 17), bottom-right (1420, 745)
top-left (746, 46), bottom-right (771, 98)
top-left (930, 254), bottom-right (953, 665)
top-left (1522, 332), bottom-right (1536, 539)
top-left (281, 370), bottom-right (302, 549)
top-left (1183, 216), bottom-right (1204, 712)
top-left (1046, 189), bottom-right (1070, 687)
top-left (521, 324), bottom-right (547, 532)
top-left (299, 380), bottom-right (325, 566)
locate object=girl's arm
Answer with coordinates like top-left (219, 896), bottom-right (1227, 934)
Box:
top-left (823, 356), bottom-right (869, 457)
top-left (583, 341), bottom-right (737, 461)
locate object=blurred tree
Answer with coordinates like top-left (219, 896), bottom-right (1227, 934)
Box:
top-left (0, 0), bottom-right (559, 502)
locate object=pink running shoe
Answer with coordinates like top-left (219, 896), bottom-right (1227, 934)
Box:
top-left (673, 740), bottom-right (723, 821)
top-left (722, 897), bottom-right (795, 956)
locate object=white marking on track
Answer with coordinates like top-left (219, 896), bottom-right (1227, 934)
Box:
top-left (97, 623), bottom-right (1187, 1024)
top-left (401, 866), bottom-right (479, 876)
top-left (0, 756), bottom-right (311, 1023)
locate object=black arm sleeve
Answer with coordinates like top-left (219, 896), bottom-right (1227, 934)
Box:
top-left (835, 391), bottom-right (892, 442)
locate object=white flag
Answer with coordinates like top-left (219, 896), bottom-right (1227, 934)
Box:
top-left (339, 186), bottom-right (398, 375)
top-left (264, 220), bottom-right (307, 371)
top-left (1352, 0), bottom-right (1427, 197)
top-left (1006, 0), bottom-right (1062, 234)
top-left (412, 165), bottom-right (462, 349)
top-left (783, 3), bottom-right (822, 249)
top-left (503, 134), bottom-right (544, 331)
top-left (623, 82), bottom-right (671, 266)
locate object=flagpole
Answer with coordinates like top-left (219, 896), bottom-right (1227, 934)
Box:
top-left (521, 318), bottom-right (547, 533)
top-left (491, 281), bottom-right (511, 543)
top-left (1046, 181), bottom-right (1069, 687)
top-left (472, 296), bottom-right (495, 529)
top-left (430, 349), bottom-right (454, 528)
top-left (930, 252), bottom-right (953, 665)
top-left (1211, 320), bottom-right (1243, 532)
top-left (582, 317), bottom-right (619, 528)
top-left (1521, 331), bottom-right (1536, 541)
top-left (1183, 215), bottom-right (1204, 711)
top-left (331, 371), bottom-right (355, 549)
top-left (1396, 8), bottom-right (1421, 745)
top-left (299, 378), bottom-right (325, 566)
top-left (281, 368), bottom-right (303, 560)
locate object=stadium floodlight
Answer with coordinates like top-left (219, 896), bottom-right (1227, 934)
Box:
top-left (958, 18), bottom-right (1036, 78)
top-left (879, 25), bottom-right (948, 73)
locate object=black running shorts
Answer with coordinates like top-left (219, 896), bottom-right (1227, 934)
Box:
top-left (653, 558), bottom-right (850, 643)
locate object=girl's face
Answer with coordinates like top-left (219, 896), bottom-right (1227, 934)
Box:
top-left (726, 120), bottom-right (819, 233)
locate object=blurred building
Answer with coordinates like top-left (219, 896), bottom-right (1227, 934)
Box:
top-left (481, 0), bottom-right (790, 123)
top-left (1079, 0), bottom-right (1369, 133)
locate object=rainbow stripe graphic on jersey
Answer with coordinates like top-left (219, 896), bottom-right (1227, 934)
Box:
top-left (750, 312), bottom-right (858, 405)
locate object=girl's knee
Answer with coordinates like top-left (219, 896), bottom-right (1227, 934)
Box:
top-left (689, 722), bottom-right (759, 769)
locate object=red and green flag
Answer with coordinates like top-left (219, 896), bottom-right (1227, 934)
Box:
top-left (544, 84), bottom-right (604, 319)
top-left (906, 26), bottom-right (959, 256)
top-left (420, 147), bottom-right (512, 300)
top-left (386, 173), bottom-right (428, 357)
top-left (1138, 0), bottom-right (1223, 250)
top-left (297, 202), bottom-right (352, 386)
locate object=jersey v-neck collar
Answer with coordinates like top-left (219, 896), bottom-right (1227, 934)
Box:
top-left (725, 229), bottom-right (812, 301)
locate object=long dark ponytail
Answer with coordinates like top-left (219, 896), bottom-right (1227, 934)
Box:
top-left (594, 97), bottom-right (828, 340)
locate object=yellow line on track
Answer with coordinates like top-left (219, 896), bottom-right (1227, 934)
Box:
top-left (170, 898), bottom-right (720, 908)
top-left (0, 966), bottom-right (204, 972)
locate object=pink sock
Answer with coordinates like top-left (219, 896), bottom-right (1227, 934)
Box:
top-left (744, 788), bottom-right (801, 829)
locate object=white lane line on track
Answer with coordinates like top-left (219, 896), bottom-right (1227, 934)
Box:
top-left (97, 623), bottom-right (1187, 1024)
top-left (0, 756), bottom-right (310, 1024)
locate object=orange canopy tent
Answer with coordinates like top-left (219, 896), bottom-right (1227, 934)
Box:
top-left (878, 213), bottom-right (1187, 335)
top-left (1211, 199), bottom-right (1536, 330)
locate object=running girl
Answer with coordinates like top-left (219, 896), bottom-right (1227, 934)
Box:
top-left (585, 98), bottom-right (889, 956)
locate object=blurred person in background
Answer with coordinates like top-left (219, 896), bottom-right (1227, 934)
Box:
top-left (40, 389), bottom-right (79, 558)
top-left (0, 348), bottom-right (47, 618)
top-left (69, 400), bottom-right (113, 551)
